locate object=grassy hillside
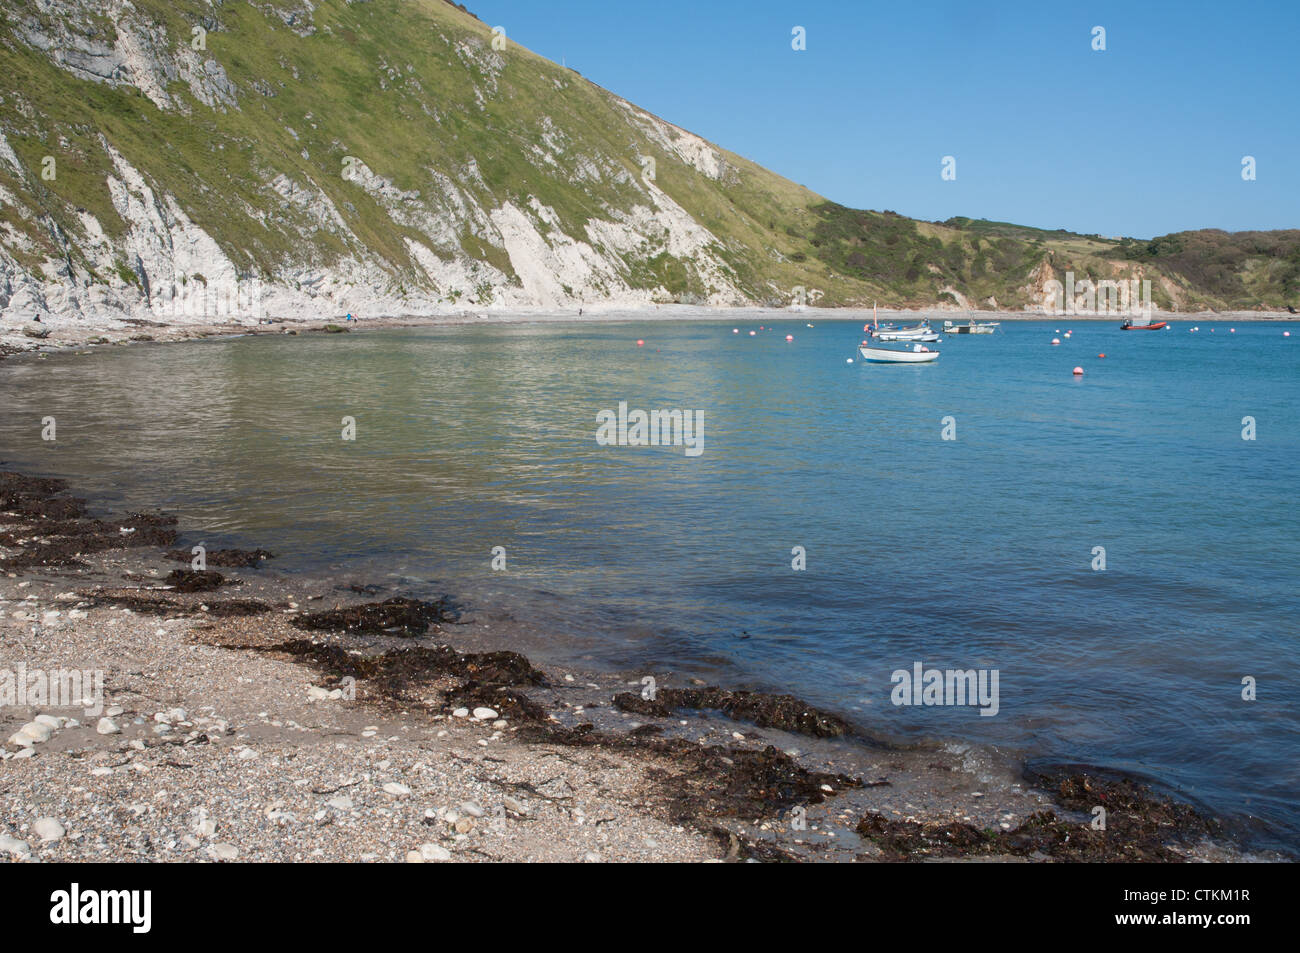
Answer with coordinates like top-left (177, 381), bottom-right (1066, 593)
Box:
top-left (0, 0), bottom-right (1295, 313)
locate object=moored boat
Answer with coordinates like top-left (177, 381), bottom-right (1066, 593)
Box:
top-left (858, 341), bottom-right (940, 363)
top-left (876, 329), bottom-right (940, 342)
top-left (942, 320), bottom-right (999, 334)
top-left (1120, 319), bottom-right (1168, 330)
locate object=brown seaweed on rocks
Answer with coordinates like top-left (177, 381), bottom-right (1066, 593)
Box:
top-left (89, 593), bottom-right (274, 617)
top-left (266, 638), bottom-right (546, 697)
top-left (255, 637), bottom-right (859, 834)
top-left (0, 471), bottom-right (177, 569)
top-left (164, 547), bottom-right (275, 567)
top-left (640, 742), bottom-right (861, 823)
top-left (855, 770), bottom-right (1222, 862)
top-left (613, 686), bottom-right (853, 738)
top-left (165, 569), bottom-right (227, 592)
top-left (292, 596), bottom-right (457, 636)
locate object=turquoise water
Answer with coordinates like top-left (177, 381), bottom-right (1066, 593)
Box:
top-left (2, 318), bottom-right (1298, 850)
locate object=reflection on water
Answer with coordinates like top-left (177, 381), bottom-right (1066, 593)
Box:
top-left (2, 318), bottom-right (1298, 850)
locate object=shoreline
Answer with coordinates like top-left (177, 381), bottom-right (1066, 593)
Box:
top-left (2, 305), bottom-right (1296, 361)
top-left (0, 466), bottom-right (1277, 862)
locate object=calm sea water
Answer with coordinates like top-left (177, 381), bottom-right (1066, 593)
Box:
top-left (3, 317), bottom-right (1298, 850)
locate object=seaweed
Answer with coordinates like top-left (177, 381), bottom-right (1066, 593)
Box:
top-left (292, 596), bottom-right (456, 636)
top-left (613, 686), bottom-right (852, 738)
top-left (166, 569), bottom-right (227, 592)
top-left (164, 548), bottom-right (275, 567)
top-left (855, 771), bottom-right (1222, 862)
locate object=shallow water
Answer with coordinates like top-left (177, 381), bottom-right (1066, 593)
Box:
top-left (3, 317), bottom-right (1298, 850)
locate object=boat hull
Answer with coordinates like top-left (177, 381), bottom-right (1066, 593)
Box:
top-left (875, 330), bottom-right (939, 342)
top-left (858, 345), bottom-right (940, 363)
top-left (1120, 321), bottom-right (1168, 330)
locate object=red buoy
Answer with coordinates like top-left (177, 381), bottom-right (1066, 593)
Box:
top-left (1072, 366), bottom-right (1084, 375)
top-left (636, 339), bottom-right (644, 347)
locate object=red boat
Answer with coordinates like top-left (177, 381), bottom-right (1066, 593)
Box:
top-left (1120, 319), bottom-right (1168, 330)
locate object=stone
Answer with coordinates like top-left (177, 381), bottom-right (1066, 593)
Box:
top-left (33, 817), bottom-right (65, 842)
top-left (382, 782), bottom-right (411, 797)
top-left (0, 834), bottom-right (31, 858)
top-left (503, 796), bottom-right (530, 816)
top-left (418, 843), bottom-right (451, 861)
top-left (95, 718), bottom-right (120, 735)
top-left (472, 707), bottom-right (498, 721)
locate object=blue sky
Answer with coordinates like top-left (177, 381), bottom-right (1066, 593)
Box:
top-left (470, 0), bottom-right (1298, 239)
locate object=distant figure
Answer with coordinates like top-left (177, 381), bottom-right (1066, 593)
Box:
top-left (1288, 305), bottom-right (1297, 315)
top-left (33, 312), bottom-right (41, 322)
top-left (578, 308), bottom-right (583, 316)
top-left (345, 312), bottom-right (355, 322)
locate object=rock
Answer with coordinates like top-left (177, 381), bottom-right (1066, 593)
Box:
top-left (459, 801), bottom-right (484, 818)
top-left (472, 707), bottom-right (498, 721)
top-left (33, 714), bottom-right (63, 729)
top-left (207, 843), bottom-right (239, 861)
top-left (326, 796), bottom-right (353, 811)
top-left (307, 686), bottom-right (331, 701)
top-left (502, 796), bottom-right (530, 816)
top-left (418, 843), bottom-right (451, 861)
top-left (452, 708), bottom-right (469, 718)
top-left (13, 721), bottom-right (54, 745)
top-left (405, 850), bottom-right (424, 863)
top-left (89, 766), bottom-right (113, 777)
top-left (95, 718), bottom-right (120, 735)
top-left (33, 817), bottom-right (65, 843)
top-left (382, 782), bottom-right (411, 797)
top-left (454, 816), bottom-right (474, 834)
top-left (0, 834), bottom-right (31, 858)
top-left (106, 706), bottom-right (124, 717)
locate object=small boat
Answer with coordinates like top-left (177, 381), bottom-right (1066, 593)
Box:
top-left (876, 329), bottom-right (940, 342)
top-left (942, 320), bottom-right (999, 334)
top-left (858, 341), bottom-right (939, 363)
top-left (1120, 319), bottom-right (1168, 330)
top-left (875, 321), bottom-right (931, 336)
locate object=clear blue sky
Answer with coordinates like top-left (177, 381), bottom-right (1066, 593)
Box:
top-left (470, 0), bottom-right (1298, 239)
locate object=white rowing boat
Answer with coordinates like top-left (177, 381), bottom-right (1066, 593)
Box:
top-left (858, 342), bottom-right (940, 363)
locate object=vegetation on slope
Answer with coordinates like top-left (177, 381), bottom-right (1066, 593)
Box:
top-left (0, 0), bottom-right (1295, 311)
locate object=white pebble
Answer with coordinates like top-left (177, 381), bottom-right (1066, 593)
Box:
top-left (33, 817), bottom-right (65, 843)
top-left (95, 718), bottom-right (120, 735)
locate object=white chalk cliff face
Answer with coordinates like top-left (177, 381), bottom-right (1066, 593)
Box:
top-left (0, 0), bottom-right (761, 334)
